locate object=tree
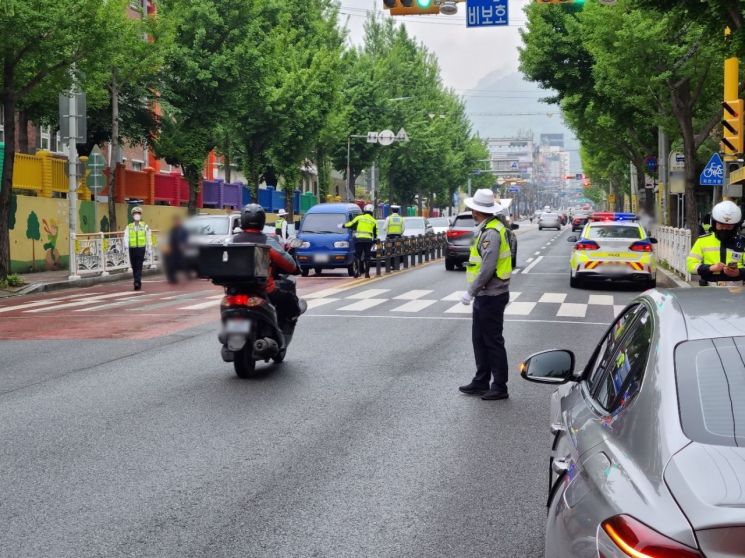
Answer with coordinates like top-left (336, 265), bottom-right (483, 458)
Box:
top-left (0, 0), bottom-right (128, 278)
top-left (8, 194), bottom-right (17, 231)
top-left (25, 210), bottom-right (40, 271)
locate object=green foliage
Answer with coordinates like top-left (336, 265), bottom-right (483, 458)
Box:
top-left (0, 273), bottom-right (24, 288)
top-left (25, 211), bottom-right (40, 241)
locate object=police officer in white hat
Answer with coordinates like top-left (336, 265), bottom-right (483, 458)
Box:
top-left (275, 209), bottom-right (289, 241)
top-left (458, 189), bottom-right (513, 401)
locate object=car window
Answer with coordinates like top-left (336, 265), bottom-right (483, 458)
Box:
top-left (586, 226), bottom-right (643, 240)
top-left (301, 213), bottom-right (347, 234)
top-left (453, 215), bottom-right (475, 228)
top-left (586, 304), bottom-right (643, 391)
top-left (404, 218), bottom-right (425, 229)
top-left (593, 309), bottom-right (652, 412)
top-left (185, 216), bottom-right (230, 236)
top-left (675, 337), bottom-right (745, 447)
top-left (429, 218), bottom-right (449, 227)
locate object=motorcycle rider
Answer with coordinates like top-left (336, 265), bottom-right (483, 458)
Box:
top-left (232, 204), bottom-right (302, 327)
top-left (687, 200), bottom-right (745, 286)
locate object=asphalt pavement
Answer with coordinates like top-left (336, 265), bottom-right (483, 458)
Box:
top-left (0, 224), bottom-right (644, 557)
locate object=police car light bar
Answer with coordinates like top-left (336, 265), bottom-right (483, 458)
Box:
top-left (589, 212), bottom-right (638, 222)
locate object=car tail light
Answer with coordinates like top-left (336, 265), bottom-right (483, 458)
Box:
top-left (599, 515), bottom-right (703, 558)
top-left (222, 294), bottom-right (265, 307)
top-left (575, 240), bottom-right (600, 251)
top-left (629, 241), bottom-right (653, 252)
top-left (447, 230), bottom-right (470, 239)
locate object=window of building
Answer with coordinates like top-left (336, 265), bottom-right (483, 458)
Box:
top-left (36, 126), bottom-right (51, 151)
top-left (132, 160), bottom-right (144, 172)
top-left (50, 131), bottom-right (65, 154)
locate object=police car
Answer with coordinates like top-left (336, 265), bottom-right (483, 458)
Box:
top-left (567, 212), bottom-right (657, 289)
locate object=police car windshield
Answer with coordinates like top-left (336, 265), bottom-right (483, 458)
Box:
top-left (185, 216), bottom-right (230, 236)
top-left (586, 225), bottom-right (642, 240)
top-left (302, 213), bottom-right (347, 234)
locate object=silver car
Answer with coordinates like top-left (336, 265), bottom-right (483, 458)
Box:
top-left (539, 212), bottom-right (562, 230)
top-left (521, 288), bottom-right (745, 558)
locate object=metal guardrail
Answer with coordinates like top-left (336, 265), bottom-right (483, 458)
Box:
top-left (71, 231), bottom-right (161, 277)
top-left (652, 225), bottom-right (691, 282)
top-left (372, 233), bottom-right (447, 276)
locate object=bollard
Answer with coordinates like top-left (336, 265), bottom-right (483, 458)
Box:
top-left (417, 236), bottom-right (424, 265)
top-left (393, 239), bottom-right (400, 271)
top-left (384, 240), bottom-right (392, 274)
top-left (375, 246), bottom-right (382, 276)
top-left (424, 236), bottom-right (430, 262)
top-left (402, 237), bottom-right (409, 269)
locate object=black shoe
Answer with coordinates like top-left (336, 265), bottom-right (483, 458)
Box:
top-left (459, 383), bottom-right (488, 395)
top-left (481, 390), bottom-right (509, 401)
top-left (134, 284), bottom-right (141, 291)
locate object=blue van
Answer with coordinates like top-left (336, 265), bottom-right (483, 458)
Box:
top-left (296, 203), bottom-right (362, 276)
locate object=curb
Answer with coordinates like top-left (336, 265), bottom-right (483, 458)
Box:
top-left (657, 266), bottom-right (691, 289)
top-left (6, 269), bottom-right (162, 297)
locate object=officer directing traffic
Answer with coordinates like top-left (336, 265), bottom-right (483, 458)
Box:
top-left (687, 200), bottom-right (745, 286)
top-left (385, 205), bottom-right (405, 239)
top-left (458, 189), bottom-right (513, 401)
top-left (275, 209), bottom-right (289, 240)
top-left (123, 206), bottom-right (152, 291)
top-left (343, 204), bottom-right (378, 278)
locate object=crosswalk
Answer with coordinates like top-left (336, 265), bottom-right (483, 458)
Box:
top-left (305, 287), bottom-right (630, 320)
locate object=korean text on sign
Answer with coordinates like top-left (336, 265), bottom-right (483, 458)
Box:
top-left (466, 0), bottom-right (509, 27)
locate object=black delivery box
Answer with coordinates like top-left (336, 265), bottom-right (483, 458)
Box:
top-left (197, 242), bottom-right (271, 285)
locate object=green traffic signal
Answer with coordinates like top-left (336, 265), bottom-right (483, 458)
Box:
top-left (416, 0), bottom-right (432, 7)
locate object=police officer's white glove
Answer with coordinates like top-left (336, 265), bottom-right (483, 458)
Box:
top-left (460, 292), bottom-right (473, 305)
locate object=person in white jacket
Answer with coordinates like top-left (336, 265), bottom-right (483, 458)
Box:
top-left (123, 206), bottom-right (152, 290)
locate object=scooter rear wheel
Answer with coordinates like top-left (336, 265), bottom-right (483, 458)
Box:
top-left (233, 338), bottom-right (258, 378)
top-left (273, 349), bottom-right (286, 364)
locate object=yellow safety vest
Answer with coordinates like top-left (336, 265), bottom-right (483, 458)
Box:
top-left (386, 214), bottom-right (404, 235)
top-left (344, 214), bottom-right (377, 240)
top-left (128, 222), bottom-right (148, 248)
top-left (466, 218), bottom-right (512, 284)
top-left (687, 233), bottom-right (745, 277)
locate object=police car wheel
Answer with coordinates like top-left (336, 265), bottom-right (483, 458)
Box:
top-left (445, 258), bottom-right (455, 271)
top-left (570, 273), bottom-right (582, 289)
top-left (314, 267), bottom-right (323, 275)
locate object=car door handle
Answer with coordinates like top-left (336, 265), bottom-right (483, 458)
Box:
top-left (550, 422), bottom-right (566, 435)
top-left (552, 458), bottom-right (569, 476)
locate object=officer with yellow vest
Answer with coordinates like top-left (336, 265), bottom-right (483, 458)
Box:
top-left (343, 204), bottom-right (378, 278)
top-left (687, 200), bottom-right (745, 286)
top-left (275, 208), bottom-right (289, 240)
top-left (458, 189), bottom-right (513, 401)
top-left (385, 205), bottom-right (405, 239)
top-left (123, 206), bottom-right (152, 291)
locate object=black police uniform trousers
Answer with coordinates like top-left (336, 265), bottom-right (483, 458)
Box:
top-left (471, 292), bottom-right (510, 393)
top-left (355, 239), bottom-right (374, 274)
top-left (129, 247), bottom-right (146, 288)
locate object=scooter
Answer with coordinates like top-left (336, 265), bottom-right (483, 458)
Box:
top-left (199, 238), bottom-right (305, 378)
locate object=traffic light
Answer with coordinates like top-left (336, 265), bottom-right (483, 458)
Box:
top-left (722, 99), bottom-right (744, 156)
top-left (383, 0), bottom-right (440, 15)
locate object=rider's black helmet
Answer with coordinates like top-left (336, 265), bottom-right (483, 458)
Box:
top-left (240, 203), bottom-right (266, 230)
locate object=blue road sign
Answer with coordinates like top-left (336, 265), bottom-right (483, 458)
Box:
top-left (466, 0), bottom-right (508, 27)
top-left (507, 187), bottom-right (520, 193)
top-left (700, 153), bottom-right (725, 187)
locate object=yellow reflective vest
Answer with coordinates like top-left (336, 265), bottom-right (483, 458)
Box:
top-left (127, 222), bottom-right (148, 248)
top-left (344, 213), bottom-right (377, 240)
top-left (687, 233), bottom-right (745, 278)
top-left (466, 218), bottom-right (512, 284)
top-left (386, 214), bottom-right (404, 235)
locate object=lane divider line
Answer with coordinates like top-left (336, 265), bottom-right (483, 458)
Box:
top-left (522, 256), bottom-right (543, 274)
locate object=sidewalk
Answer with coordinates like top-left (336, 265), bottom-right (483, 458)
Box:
top-left (0, 268), bottom-right (160, 298)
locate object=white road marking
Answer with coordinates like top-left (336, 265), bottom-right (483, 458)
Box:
top-left (526, 257), bottom-right (534, 263)
top-left (304, 287), bottom-right (347, 300)
top-left (25, 292), bottom-right (145, 313)
top-left (534, 251), bottom-right (541, 256)
top-left (511, 292), bottom-right (522, 301)
top-left (505, 302), bottom-right (536, 316)
top-left (0, 292), bottom-right (105, 313)
top-left (444, 302), bottom-right (472, 314)
top-left (393, 289), bottom-right (433, 300)
top-left (557, 303), bottom-right (587, 318)
top-left (178, 295), bottom-right (224, 310)
top-left (392, 299), bottom-right (437, 313)
top-left (306, 298), bottom-right (340, 310)
top-left (75, 294), bottom-right (158, 312)
top-left (539, 293), bottom-right (567, 304)
top-left (338, 298), bottom-right (387, 311)
top-left (613, 305), bottom-right (626, 316)
top-left (522, 256), bottom-right (544, 274)
top-left (305, 314), bottom-right (611, 326)
top-left (588, 294), bottom-right (614, 306)
top-left (441, 290), bottom-right (466, 301)
top-left (162, 289), bottom-right (217, 301)
top-left (346, 289), bottom-right (390, 300)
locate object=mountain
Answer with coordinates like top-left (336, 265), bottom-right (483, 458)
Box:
top-left (463, 70), bottom-right (582, 172)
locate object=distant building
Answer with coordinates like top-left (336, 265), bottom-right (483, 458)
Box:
top-left (540, 133), bottom-right (565, 149)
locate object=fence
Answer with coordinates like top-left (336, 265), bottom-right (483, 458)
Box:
top-left (71, 231), bottom-right (160, 277)
top-left (652, 225), bottom-right (691, 281)
top-left (372, 233), bottom-right (447, 276)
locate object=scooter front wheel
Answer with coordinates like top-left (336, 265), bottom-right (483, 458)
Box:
top-left (233, 336), bottom-right (258, 378)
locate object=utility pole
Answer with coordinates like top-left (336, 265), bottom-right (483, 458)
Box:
top-left (658, 127), bottom-right (669, 225)
top-left (66, 94), bottom-right (80, 280)
top-left (346, 136), bottom-right (352, 202)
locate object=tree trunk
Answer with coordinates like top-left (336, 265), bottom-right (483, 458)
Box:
top-left (224, 137), bottom-right (231, 184)
top-left (184, 164), bottom-right (201, 215)
top-left (18, 109), bottom-right (29, 154)
top-left (108, 70), bottom-right (119, 232)
top-left (634, 164), bottom-right (647, 215)
top-left (670, 83), bottom-right (699, 241)
top-left (0, 93), bottom-right (17, 278)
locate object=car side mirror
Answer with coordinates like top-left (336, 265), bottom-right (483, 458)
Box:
top-left (648, 237), bottom-right (658, 244)
top-left (567, 236), bottom-right (577, 242)
top-left (233, 227), bottom-right (242, 234)
top-left (520, 350), bottom-right (575, 384)
top-left (287, 238), bottom-right (303, 249)
top-left (511, 223), bottom-right (520, 230)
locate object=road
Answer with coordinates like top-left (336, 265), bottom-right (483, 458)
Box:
top-left (0, 224), bottom-right (644, 557)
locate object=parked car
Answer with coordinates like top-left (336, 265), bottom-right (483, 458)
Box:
top-left (571, 212), bottom-right (590, 232)
top-left (184, 213), bottom-right (241, 269)
top-left (521, 287), bottom-right (745, 558)
top-left (402, 217), bottom-right (433, 237)
top-left (428, 217), bottom-right (450, 234)
top-left (445, 212), bottom-right (518, 271)
top-left (538, 212), bottom-right (562, 230)
top-left (295, 203), bottom-right (362, 277)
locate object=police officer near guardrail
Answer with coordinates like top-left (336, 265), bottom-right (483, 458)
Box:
top-left (385, 205), bottom-right (405, 239)
top-left (343, 204), bottom-right (378, 278)
top-left (458, 189), bottom-right (512, 401)
top-left (275, 208), bottom-right (289, 240)
top-left (123, 206), bottom-right (152, 291)
top-left (687, 200), bottom-right (745, 286)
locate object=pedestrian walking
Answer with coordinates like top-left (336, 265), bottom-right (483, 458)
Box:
top-left (164, 214), bottom-right (188, 284)
top-left (275, 208), bottom-right (289, 240)
top-left (458, 189), bottom-right (513, 401)
top-left (687, 200), bottom-right (745, 286)
top-left (343, 204), bottom-right (377, 278)
top-left (124, 206), bottom-right (152, 291)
